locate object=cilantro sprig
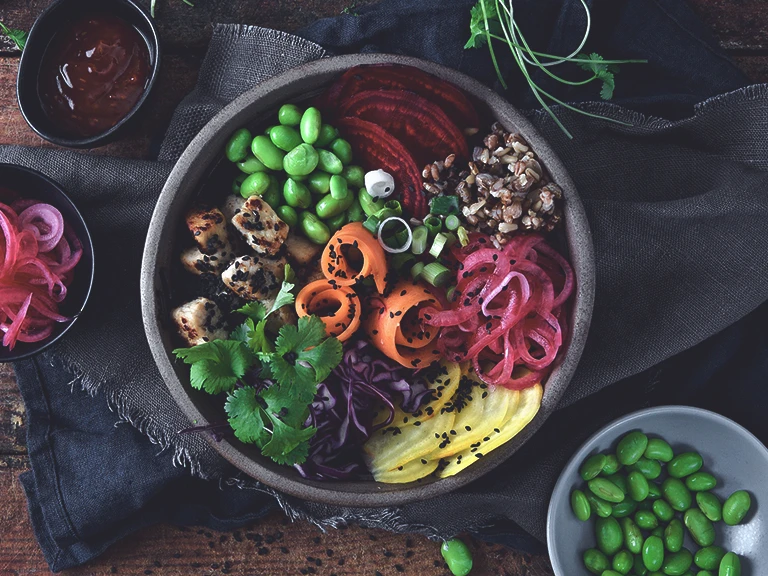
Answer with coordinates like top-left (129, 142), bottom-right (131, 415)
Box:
top-left (172, 265), bottom-right (342, 467)
top-left (0, 21), bottom-right (27, 50)
top-left (466, 0), bottom-right (646, 138)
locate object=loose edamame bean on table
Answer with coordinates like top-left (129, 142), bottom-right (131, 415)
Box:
top-left (722, 490), bottom-right (751, 525)
top-left (237, 154), bottom-right (268, 174)
top-left (283, 143), bottom-right (319, 176)
top-left (684, 508), bottom-right (715, 546)
top-left (329, 174), bottom-right (349, 200)
top-left (316, 192), bottom-right (353, 220)
top-left (686, 472), bottom-right (717, 492)
top-left (631, 457), bottom-right (663, 480)
top-left (588, 477), bottom-right (626, 503)
top-left (694, 546), bottom-right (726, 570)
top-left (663, 477), bottom-right (692, 511)
top-left (595, 516), bottom-right (623, 555)
top-left (664, 518), bottom-right (684, 553)
top-left (612, 500), bottom-right (637, 518)
top-left (251, 135), bottom-right (285, 170)
top-left (621, 516), bottom-right (643, 554)
top-left (225, 128), bottom-right (252, 162)
top-left (440, 539), bottom-right (472, 576)
top-left (635, 510), bottom-right (658, 530)
top-left (642, 534), bottom-right (665, 571)
top-left (326, 211), bottom-right (348, 234)
top-left (300, 107), bottom-right (322, 144)
top-left (307, 171), bottom-right (331, 195)
top-left (628, 470), bottom-right (650, 501)
top-left (346, 198), bottom-right (366, 223)
top-left (662, 549), bottom-right (693, 575)
top-left (278, 104), bottom-right (302, 126)
top-left (718, 552), bottom-right (741, 576)
top-left (617, 431), bottom-right (649, 466)
top-left (262, 175), bottom-right (283, 208)
top-left (652, 498), bottom-right (675, 522)
top-left (583, 548), bottom-right (610, 574)
top-left (586, 492), bottom-right (613, 518)
top-left (612, 549), bottom-right (634, 574)
top-left (644, 438), bottom-right (674, 462)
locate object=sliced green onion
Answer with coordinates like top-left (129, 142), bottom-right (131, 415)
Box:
top-left (386, 228), bottom-right (410, 250)
top-left (363, 215), bottom-right (380, 235)
top-left (445, 285), bottom-right (457, 302)
top-left (410, 262), bottom-right (425, 280)
top-left (383, 200), bottom-right (402, 216)
top-left (411, 226), bottom-right (429, 255)
top-left (421, 262), bottom-right (452, 287)
top-left (423, 216), bottom-right (442, 238)
top-left (457, 225), bottom-right (470, 247)
top-left (377, 217), bottom-right (412, 254)
top-left (429, 195), bottom-right (460, 216)
top-left (391, 252), bottom-right (416, 271)
top-left (430, 233), bottom-right (449, 258)
top-left (375, 208), bottom-right (399, 222)
top-left (445, 214), bottom-right (461, 231)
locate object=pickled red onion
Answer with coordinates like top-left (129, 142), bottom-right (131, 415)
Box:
top-left (0, 199), bottom-right (81, 351)
top-left (421, 233), bottom-right (574, 390)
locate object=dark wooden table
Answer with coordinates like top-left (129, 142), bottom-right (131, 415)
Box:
top-left (0, 1), bottom-right (764, 573)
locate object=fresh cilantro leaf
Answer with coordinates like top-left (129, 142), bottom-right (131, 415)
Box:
top-left (465, 0), bottom-right (498, 50)
top-left (260, 414), bottom-right (316, 465)
top-left (260, 374), bottom-right (317, 428)
top-left (298, 338), bottom-right (343, 383)
top-left (237, 264), bottom-right (294, 324)
top-left (268, 438), bottom-right (311, 466)
top-left (174, 340), bottom-right (255, 394)
top-left (237, 302), bottom-right (267, 321)
top-left (0, 22), bottom-right (27, 50)
top-left (275, 315), bottom-right (326, 356)
top-left (225, 387), bottom-right (269, 445)
top-left (249, 318), bottom-right (274, 354)
top-left (577, 53), bottom-right (617, 100)
top-left (267, 355), bottom-right (317, 393)
top-left (229, 322), bottom-right (250, 343)
top-left (284, 264), bottom-right (296, 283)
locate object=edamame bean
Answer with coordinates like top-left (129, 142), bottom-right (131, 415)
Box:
top-left (440, 539), bottom-right (472, 576)
top-left (694, 546), bottom-right (726, 571)
top-left (645, 438), bottom-right (674, 462)
top-left (617, 431), bottom-right (649, 466)
top-left (602, 571), bottom-right (622, 576)
top-left (329, 138), bottom-right (353, 165)
top-left (326, 211), bottom-right (348, 234)
top-left (595, 516), bottom-right (623, 556)
top-left (317, 149), bottom-right (344, 174)
top-left (278, 104), bottom-right (303, 126)
top-left (663, 478), bottom-right (692, 511)
top-left (668, 452), bottom-right (703, 479)
top-left (589, 478), bottom-right (626, 503)
top-left (251, 135), bottom-right (286, 170)
top-left (269, 125), bottom-right (303, 152)
top-left (586, 493), bottom-right (613, 518)
top-left (346, 198), bottom-right (365, 222)
top-left (359, 187), bottom-right (386, 217)
top-left (664, 519), bottom-right (684, 553)
top-left (696, 492), bottom-right (723, 522)
top-left (634, 554), bottom-right (649, 576)
top-left (722, 491), bottom-right (751, 526)
top-left (315, 124), bottom-right (339, 147)
top-left (583, 548), bottom-right (610, 575)
top-left (300, 211), bottom-right (331, 245)
top-left (307, 171), bottom-right (332, 195)
top-left (283, 178), bottom-right (312, 209)
top-left (629, 471), bottom-right (651, 502)
top-left (642, 535), bottom-right (665, 571)
top-left (262, 175), bottom-right (283, 208)
top-left (613, 550), bottom-right (634, 575)
top-left (653, 499), bottom-right (675, 523)
top-left (635, 510), bottom-right (659, 530)
top-left (648, 482), bottom-right (662, 499)
top-left (300, 107), bottom-right (322, 144)
top-left (316, 192), bottom-right (354, 220)
top-left (237, 154), bottom-right (268, 174)
top-left (606, 474), bottom-right (629, 495)
top-left (621, 517), bottom-right (643, 554)
top-left (581, 454), bottom-right (608, 481)
top-left (275, 205), bottom-right (298, 228)
top-left (718, 552), bottom-right (741, 576)
top-left (631, 458), bottom-right (663, 480)
top-left (612, 500), bottom-right (637, 519)
top-left (240, 172), bottom-right (271, 198)
top-left (232, 173), bottom-right (246, 195)
top-left (225, 128), bottom-right (252, 162)
top-left (685, 472), bottom-right (717, 492)
top-left (663, 549), bottom-right (693, 576)
top-left (684, 508), bottom-right (715, 546)
top-left (651, 526), bottom-right (665, 539)
top-left (329, 175), bottom-right (349, 200)
top-left (283, 143), bottom-right (319, 176)
top-left (341, 165), bottom-right (366, 189)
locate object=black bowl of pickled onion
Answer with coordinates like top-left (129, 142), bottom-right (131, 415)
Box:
top-left (0, 164), bottom-right (94, 362)
top-left (16, 0), bottom-right (160, 149)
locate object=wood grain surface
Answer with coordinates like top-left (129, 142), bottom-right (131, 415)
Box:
top-left (0, 0), bottom-right (764, 573)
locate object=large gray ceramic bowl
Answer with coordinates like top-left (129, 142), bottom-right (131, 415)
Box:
top-left (548, 406), bottom-right (768, 576)
top-left (141, 54), bottom-right (595, 507)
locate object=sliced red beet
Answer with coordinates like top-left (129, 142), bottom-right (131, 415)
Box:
top-left (337, 90), bottom-right (469, 165)
top-left (324, 64), bottom-right (479, 132)
top-left (335, 117), bottom-right (427, 218)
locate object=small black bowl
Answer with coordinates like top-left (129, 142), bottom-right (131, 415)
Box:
top-left (16, 0), bottom-right (161, 149)
top-left (0, 164), bottom-right (95, 362)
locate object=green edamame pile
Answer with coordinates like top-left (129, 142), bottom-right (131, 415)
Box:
top-left (223, 104), bottom-right (368, 244)
top-left (571, 431), bottom-right (753, 576)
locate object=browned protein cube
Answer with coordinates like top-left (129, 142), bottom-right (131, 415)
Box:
top-left (186, 206), bottom-right (230, 254)
top-left (171, 297), bottom-right (228, 347)
top-left (231, 196), bottom-right (288, 256)
top-left (180, 244), bottom-right (235, 275)
top-left (221, 254), bottom-right (286, 301)
top-left (283, 233), bottom-right (322, 267)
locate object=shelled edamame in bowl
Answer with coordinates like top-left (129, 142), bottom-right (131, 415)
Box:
top-left (141, 54), bottom-right (595, 507)
top-left (547, 406), bottom-right (768, 576)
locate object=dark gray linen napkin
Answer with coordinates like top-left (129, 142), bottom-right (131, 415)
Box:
top-left (4, 0), bottom-right (768, 569)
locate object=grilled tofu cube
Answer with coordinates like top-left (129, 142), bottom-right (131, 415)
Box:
top-left (231, 196), bottom-right (288, 256)
top-left (180, 244), bottom-right (235, 275)
top-left (172, 297), bottom-right (228, 346)
top-left (283, 233), bottom-right (322, 267)
top-left (222, 195), bottom-right (246, 221)
top-left (186, 206), bottom-right (230, 254)
top-left (221, 254), bottom-right (286, 301)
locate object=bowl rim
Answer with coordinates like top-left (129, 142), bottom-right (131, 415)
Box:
top-left (546, 405), bottom-right (768, 575)
top-left (141, 53), bottom-right (595, 507)
top-left (0, 162), bottom-right (96, 362)
top-left (15, 0), bottom-right (162, 149)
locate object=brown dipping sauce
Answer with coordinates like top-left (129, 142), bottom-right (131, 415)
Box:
top-left (37, 14), bottom-right (150, 138)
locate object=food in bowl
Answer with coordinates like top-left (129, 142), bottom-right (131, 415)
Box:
top-left (570, 430), bottom-right (753, 575)
top-left (169, 64), bottom-right (574, 483)
top-left (0, 192), bottom-right (85, 350)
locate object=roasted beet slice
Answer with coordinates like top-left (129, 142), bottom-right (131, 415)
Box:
top-left (324, 64), bottom-right (479, 132)
top-left (335, 117), bottom-right (427, 218)
top-left (338, 90), bottom-right (469, 165)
